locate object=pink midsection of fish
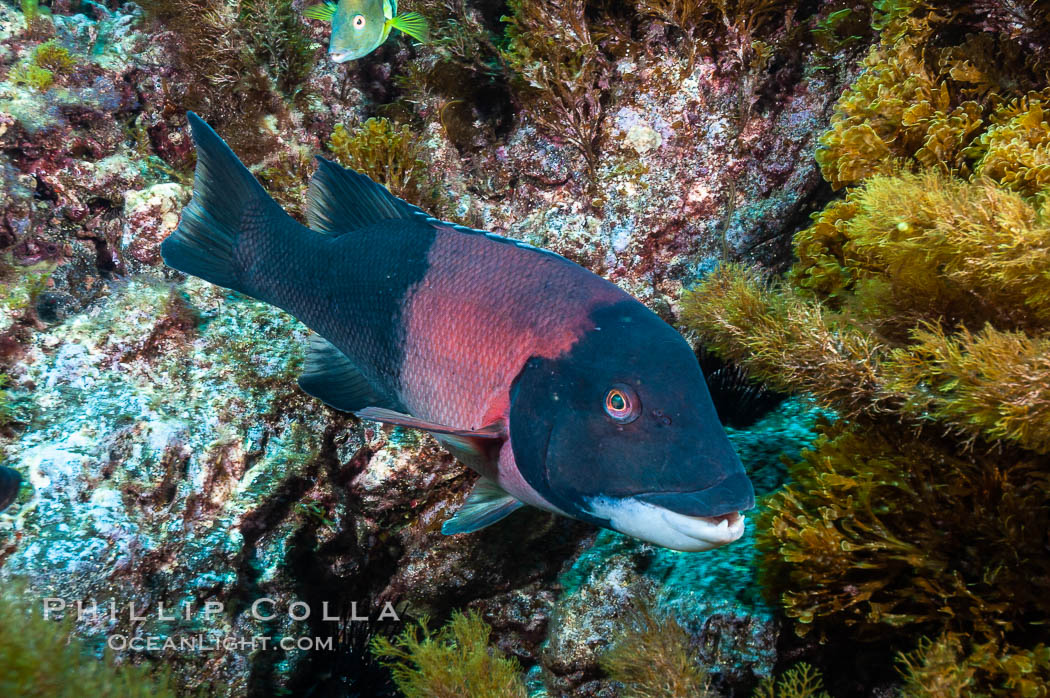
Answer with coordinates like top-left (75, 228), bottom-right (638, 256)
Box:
top-left (396, 226), bottom-right (626, 503)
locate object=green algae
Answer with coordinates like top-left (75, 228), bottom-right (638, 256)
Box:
top-left (10, 63), bottom-right (54, 91)
top-left (753, 663), bottom-right (830, 698)
top-left (32, 40), bottom-right (76, 74)
top-left (599, 594), bottom-right (714, 698)
top-left (896, 633), bottom-right (1050, 698)
top-left (371, 610), bottom-right (528, 698)
top-left (0, 585), bottom-right (178, 697)
top-left (327, 118), bottom-right (440, 212)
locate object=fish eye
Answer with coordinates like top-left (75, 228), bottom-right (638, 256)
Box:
top-left (604, 384), bottom-right (640, 424)
top-left (353, 14), bottom-right (366, 28)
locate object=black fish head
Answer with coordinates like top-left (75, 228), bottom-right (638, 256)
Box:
top-left (509, 301), bottom-right (755, 551)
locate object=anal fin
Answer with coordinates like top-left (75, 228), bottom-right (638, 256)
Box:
top-left (442, 478), bottom-right (524, 535)
top-left (297, 335), bottom-right (391, 412)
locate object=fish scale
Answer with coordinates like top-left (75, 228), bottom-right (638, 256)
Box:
top-left (397, 225), bottom-right (628, 431)
top-left (161, 113), bottom-right (756, 552)
top-left (242, 220), bottom-right (440, 414)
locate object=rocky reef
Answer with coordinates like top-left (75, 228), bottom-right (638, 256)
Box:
top-left (3, 0), bottom-right (1043, 696)
top-left (683, 2), bottom-right (1050, 696)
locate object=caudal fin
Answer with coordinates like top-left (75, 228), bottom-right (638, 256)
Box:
top-left (160, 112), bottom-right (293, 296)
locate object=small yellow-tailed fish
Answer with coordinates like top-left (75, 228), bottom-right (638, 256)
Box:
top-left (304, 0), bottom-right (428, 63)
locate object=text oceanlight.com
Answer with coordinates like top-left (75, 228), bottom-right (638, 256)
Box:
top-left (107, 634), bottom-right (337, 652)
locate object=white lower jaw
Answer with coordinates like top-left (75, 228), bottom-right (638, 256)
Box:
top-left (660, 509), bottom-right (745, 549)
top-left (587, 496), bottom-right (746, 552)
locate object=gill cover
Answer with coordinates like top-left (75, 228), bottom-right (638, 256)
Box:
top-left (508, 302), bottom-right (754, 522)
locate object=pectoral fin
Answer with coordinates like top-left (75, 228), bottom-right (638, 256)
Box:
top-left (355, 407), bottom-right (503, 438)
top-left (303, 2), bottom-right (337, 21)
top-left (442, 478), bottom-right (524, 535)
top-left (387, 12), bottom-right (429, 43)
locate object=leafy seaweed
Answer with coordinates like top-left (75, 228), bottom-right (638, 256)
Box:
top-left (502, 0), bottom-right (612, 185)
top-left (678, 4), bottom-right (1050, 693)
top-left (599, 597), bottom-right (712, 698)
top-left (369, 610), bottom-right (527, 698)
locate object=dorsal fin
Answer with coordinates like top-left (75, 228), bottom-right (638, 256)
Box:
top-left (306, 156), bottom-right (580, 269)
top-left (297, 335), bottom-right (397, 412)
top-left (306, 156), bottom-right (427, 235)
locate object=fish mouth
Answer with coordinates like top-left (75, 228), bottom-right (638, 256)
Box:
top-left (659, 509), bottom-right (745, 548)
top-left (634, 472), bottom-right (755, 517)
top-left (585, 495), bottom-right (748, 552)
top-left (634, 473), bottom-right (753, 550)
top-left (329, 52), bottom-right (355, 63)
